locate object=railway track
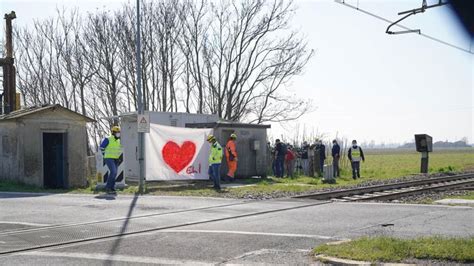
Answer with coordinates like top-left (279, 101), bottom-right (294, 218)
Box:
top-left (294, 173), bottom-right (474, 202)
top-left (1, 173), bottom-right (472, 256)
top-left (0, 199), bottom-right (331, 256)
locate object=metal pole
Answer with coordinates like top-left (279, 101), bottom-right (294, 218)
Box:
top-left (136, 0), bottom-right (145, 194)
top-left (421, 151), bottom-right (429, 174)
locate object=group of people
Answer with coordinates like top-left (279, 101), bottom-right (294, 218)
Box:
top-left (100, 126), bottom-right (366, 194)
top-left (100, 126), bottom-right (239, 194)
top-left (206, 133), bottom-right (238, 191)
top-left (270, 139), bottom-right (365, 180)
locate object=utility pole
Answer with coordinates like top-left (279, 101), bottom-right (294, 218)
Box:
top-left (0, 11), bottom-right (17, 115)
top-left (135, 0), bottom-right (145, 194)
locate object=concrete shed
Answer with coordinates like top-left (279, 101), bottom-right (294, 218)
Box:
top-left (186, 122), bottom-right (271, 178)
top-left (120, 111), bottom-right (219, 180)
top-left (0, 104), bottom-right (95, 188)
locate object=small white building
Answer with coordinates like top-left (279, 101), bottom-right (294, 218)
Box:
top-left (120, 111), bottom-right (219, 180)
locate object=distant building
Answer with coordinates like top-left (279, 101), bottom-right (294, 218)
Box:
top-left (398, 140), bottom-right (471, 149)
top-left (0, 105), bottom-right (95, 188)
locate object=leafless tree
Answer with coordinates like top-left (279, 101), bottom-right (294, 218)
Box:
top-left (83, 10), bottom-right (125, 126)
top-left (198, 0), bottom-right (313, 123)
top-left (14, 0), bottom-right (315, 151)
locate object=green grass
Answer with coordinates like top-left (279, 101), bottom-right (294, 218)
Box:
top-left (447, 191), bottom-right (474, 200)
top-left (360, 148), bottom-right (474, 179)
top-left (0, 180), bottom-right (94, 194)
top-left (314, 236), bottom-right (474, 263)
top-left (1, 149), bottom-right (473, 197)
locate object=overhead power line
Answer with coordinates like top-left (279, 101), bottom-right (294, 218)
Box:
top-left (335, 0), bottom-right (474, 55)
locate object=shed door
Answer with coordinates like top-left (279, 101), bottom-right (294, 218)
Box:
top-left (43, 133), bottom-right (68, 188)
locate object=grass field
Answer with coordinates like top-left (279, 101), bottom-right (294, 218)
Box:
top-left (1, 148), bottom-right (473, 197)
top-left (314, 236), bottom-right (474, 263)
top-left (359, 148), bottom-right (474, 179)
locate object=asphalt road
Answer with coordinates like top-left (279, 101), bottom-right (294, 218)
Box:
top-left (0, 192), bottom-right (472, 265)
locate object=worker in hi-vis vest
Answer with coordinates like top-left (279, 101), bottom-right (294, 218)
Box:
top-left (225, 133), bottom-right (238, 182)
top-left (100, 126), bottom-right (122, 194)
top-left (348, 139), bottom-right (365, 180)
top-left (207, 134), bottom-right (223, 190)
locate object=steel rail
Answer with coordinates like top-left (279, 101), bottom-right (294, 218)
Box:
top-left (0, 201), bottom-right (331, 256)
top-left (351, 178), bottom-right (474, 201)
top-left (295, 173), bottom-right (474, 201)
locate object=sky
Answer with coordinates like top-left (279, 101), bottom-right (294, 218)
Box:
top-left (1, 0), bottom-right (473, 145)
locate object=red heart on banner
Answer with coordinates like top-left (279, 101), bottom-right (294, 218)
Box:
top-left (162, 141), bottom-right (196, 173)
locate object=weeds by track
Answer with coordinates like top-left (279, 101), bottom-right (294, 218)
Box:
top-left (294, 173), bottom-right (474, 202)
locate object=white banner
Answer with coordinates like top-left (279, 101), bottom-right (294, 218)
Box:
top-left (145, 124), bottom-right (213, 180)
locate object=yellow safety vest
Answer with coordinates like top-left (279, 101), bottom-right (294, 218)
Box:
top-left (351, 146), bottom-right (361, 162)
top-left (104, 136), bottom-right (122, 159)
top-left (209, 142), bottom-right (223, 164)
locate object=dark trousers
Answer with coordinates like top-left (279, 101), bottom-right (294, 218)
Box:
top-left (209, 163), bottom-right (221, 189)
top-left (351, 161), bottom-right (361, 178)
top-left (272, 159), bottom-right (277, 176)
top-left (333, 156), bottom-right (340, 177)
top-left (319, 159), bottom-right (325, 176)
top-left (105, 158), bottom-right (118, 190)
top-left (275, 157), bottom-right (285, 177)
top-left (309, 157), bottom-right (315, 177)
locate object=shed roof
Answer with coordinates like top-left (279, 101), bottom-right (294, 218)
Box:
top-left (186, 121), bottom-right (271, 129)
top-left (0, 104), bottom-right (96, 122)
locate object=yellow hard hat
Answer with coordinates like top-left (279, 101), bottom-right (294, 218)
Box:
top-left (230, 133), bottom-right (237, 139)
top-left (111, 126), bottom-right (120, 133)
top-left (207, 134), bottom-right (215, 142)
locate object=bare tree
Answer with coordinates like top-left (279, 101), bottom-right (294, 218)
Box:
top-left (179, 0), bottom-right (209, 113)
top-left (83, 11), bottom-right (124, 125)
top-left (14, 0), bottom-right (315, 151)
top-left (199, 0), bottom-right (314, 123)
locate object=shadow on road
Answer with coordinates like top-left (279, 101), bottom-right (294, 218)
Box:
top-left (104, 193), bottom-right (139, 265)
top-left (94, 194), bottom-right (117, 201)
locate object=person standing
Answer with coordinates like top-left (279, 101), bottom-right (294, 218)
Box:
top-left (100, 126), bottom-right (122, 194)
top-left (308, 142), bottom-right (316, 177)
top-left (331, 139), bottom-right (341, 178)
top-left (225, 133), bottom-right (238, 182)
top-left (314, 140), bottom-right (326, 177)
top-left (348, 139), bottom-right (365, 180)
top-left (274, 139), bottom-right (286, 178)
top-left (301, 141), bottom-right (309, 175)
top-left (285, 145), bottom-right (296, 178)
top-left (318, 140), bottom-right (326, 177)
top-left (207, 134), bottom-right (223, 190)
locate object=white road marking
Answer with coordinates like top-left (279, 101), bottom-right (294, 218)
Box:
top-left (23, 251), bottom-right (214, 265)
top-left (161, 229), bottom-right (343, 240)
top-left (0, 221), bottom-right (51, 227)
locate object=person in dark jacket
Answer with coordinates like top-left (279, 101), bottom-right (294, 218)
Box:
top-left (331, 139), bottom-right (341, 177)
top-left (301, 141), bottom-right (309, 175)
top-left (274, 139), bottom-right (286, 178)
top-left (348, 139), bottom-right (365, 179)
top-left (315, 140), bottom-right (326, 177)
